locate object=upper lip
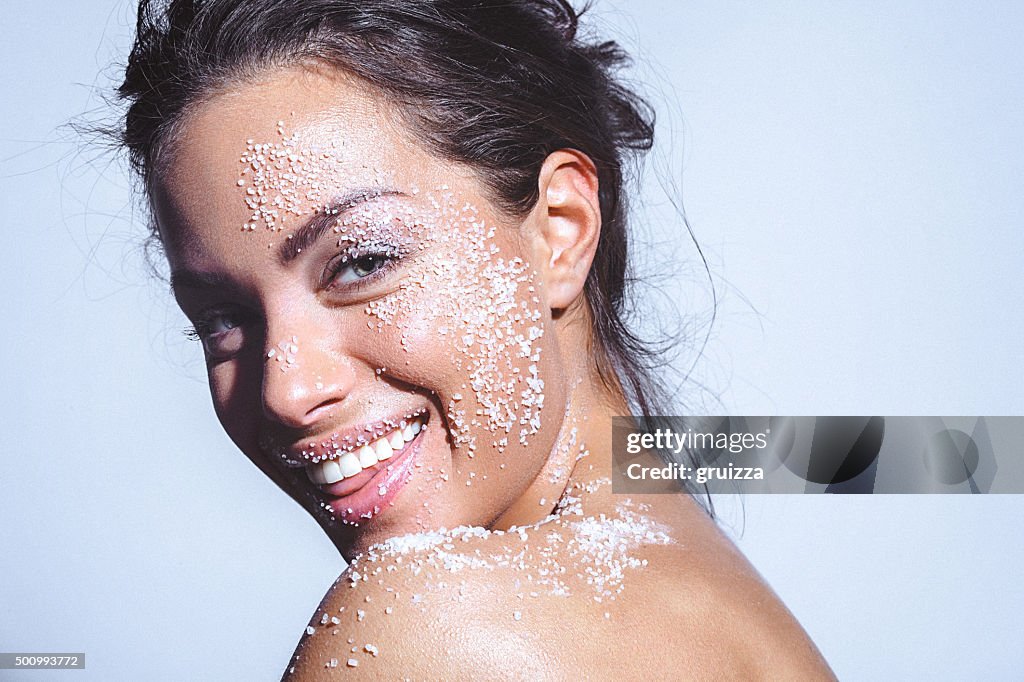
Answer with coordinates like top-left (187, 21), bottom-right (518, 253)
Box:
top-left (262, 407), bottom-right (429, 469)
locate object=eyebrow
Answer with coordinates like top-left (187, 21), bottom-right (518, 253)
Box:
top-left (169, 188), bottom-right (406, 296)
top-left (169, 269), bottom-right (234, 295)
top-left (278, 188), bottom-right (405, 264)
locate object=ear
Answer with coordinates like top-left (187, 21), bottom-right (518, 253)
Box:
top-left (530, 149), bottom-right (601, 311)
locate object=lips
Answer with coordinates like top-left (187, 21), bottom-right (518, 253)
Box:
top-left (278, 410), bottom-right (431, 523)
top-left (265, 408), bottom-right (428, 467)
top-left (306, 415), bottom-right (424, 486)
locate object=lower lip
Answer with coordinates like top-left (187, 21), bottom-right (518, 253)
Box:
top-left (312, 428), bottom-right (426, 524)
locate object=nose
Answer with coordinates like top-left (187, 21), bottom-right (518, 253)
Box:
top-left (260, 326), bottom-right (355, 429)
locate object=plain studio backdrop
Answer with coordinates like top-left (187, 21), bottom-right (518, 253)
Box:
top-left (2, 1), bottom-right (1022, 679)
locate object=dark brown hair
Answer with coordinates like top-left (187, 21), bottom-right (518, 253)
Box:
top-left (119, 0), bottom-right (672, 424)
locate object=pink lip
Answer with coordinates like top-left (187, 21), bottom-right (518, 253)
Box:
top-left (309, 421), bottom-right (428, 523)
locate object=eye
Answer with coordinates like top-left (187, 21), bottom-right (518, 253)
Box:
top-left (349, 254), bottom-right (388, 280)
top-left (185, 310), bottom-right (249, 360)
top-left (206, 313), bottom-right (242, 335)
top-left (324, 250), bottom-right (396, 289)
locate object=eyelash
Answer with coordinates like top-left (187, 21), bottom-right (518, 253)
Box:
top-left (321, 245), bottom-right (401, 292)
top-left (182, 246), bottom-right (402, 345)
top-left (183, 311), bottom-right (246, 343)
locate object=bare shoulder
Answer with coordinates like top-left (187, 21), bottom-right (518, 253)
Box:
top-left (283, 525), bottom-right (573, 680)
top-left (284, 492), bottom-right (834, 680)
top-left (631, 495), bottom-right (837, 679)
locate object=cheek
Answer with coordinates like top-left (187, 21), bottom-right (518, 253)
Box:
top-left (444, 264), bottom-right (547, 453)
top-left (370, 233), bottom-right (550, 458)
top-left (206, 356), bottom-right (263, 451)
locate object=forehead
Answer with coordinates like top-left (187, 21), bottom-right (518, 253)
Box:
top-left (152, 65), bottom-right (477, 256)
top-left (164, 64), bottom-right (437, 183)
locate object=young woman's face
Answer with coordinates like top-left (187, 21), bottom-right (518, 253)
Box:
top-left (152, 66), bottom-right (572, 554)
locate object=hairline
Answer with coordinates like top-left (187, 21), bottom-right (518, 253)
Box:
top-left (144, 56), bottom-right (541, 231)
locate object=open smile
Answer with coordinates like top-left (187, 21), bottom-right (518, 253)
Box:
top-left (302, 411), bottom-right (430, 523)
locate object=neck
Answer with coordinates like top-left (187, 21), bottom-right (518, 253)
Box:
top-left (490, 358), bottom-right (625, 530)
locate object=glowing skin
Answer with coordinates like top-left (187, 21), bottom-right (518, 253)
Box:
top-left (153, 66), bottom-right (836, 679)
top-left (154, 66), bottom-right (588, 555)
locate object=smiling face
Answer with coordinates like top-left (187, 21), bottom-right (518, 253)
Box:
top-left (151, 65), bottom-right (603, 556)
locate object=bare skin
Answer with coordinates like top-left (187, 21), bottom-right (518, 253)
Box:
top-left (152, 65), bottom-right (834, 679)
top-left (287, 410), bottom-right (835, 679)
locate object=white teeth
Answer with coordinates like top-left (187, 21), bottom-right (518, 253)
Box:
top-left (338, 452), bottom-right (362, 478)
top-left (357, 445), bottom-right (378, 468)
top-left (307, 458), bottom-right (341, 485)
top-left (305, 417), bottom-right (423, 486)
top-left (374, 437), bottom-right (394, 461)
top-left (321, 459), bottom-right (344, 484)
top-left (307, 463), bottom-right (326, 485)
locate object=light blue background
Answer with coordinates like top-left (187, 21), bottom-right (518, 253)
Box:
top-left (2, 1), bottom-right (1022, 679)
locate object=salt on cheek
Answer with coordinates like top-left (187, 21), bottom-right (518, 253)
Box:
top-left (361, 192), bottom-right (549, 460)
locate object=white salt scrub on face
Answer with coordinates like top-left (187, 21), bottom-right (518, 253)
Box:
top-left (355, 191), bottom-right (547, 457)
top-left (317, 190), bottom-right (548, 528)
top-left (268, 336), bottom-right (300, 372)
top-left (237, 128), bottom-right (337, 232)
top-left (242, 126), bottom-right (544, 447)
top-left (238, 124), bottom-right (560, 532)
top-left (233, 126), bottom-right (676, 673)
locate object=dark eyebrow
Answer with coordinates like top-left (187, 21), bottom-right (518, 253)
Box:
top-left (278, 188), bottom-right (405, 264)
top-left (169, 269), bottom-right (233, 295)
top-left (168, 188), bottom-right (405, 296)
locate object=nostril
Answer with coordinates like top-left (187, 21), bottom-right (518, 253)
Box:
top-left (261, 358), bottom-right (356, 429)
top-left (262, 383), bottom-right (346, 429)
top-left (305, 396), bottom-right (344, 423)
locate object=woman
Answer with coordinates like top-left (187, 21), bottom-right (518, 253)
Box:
top-left (119, 0), bottom-right (834, 677)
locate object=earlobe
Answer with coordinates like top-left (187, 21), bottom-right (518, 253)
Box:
top-left (533, 149), bottom-right (601, 311)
